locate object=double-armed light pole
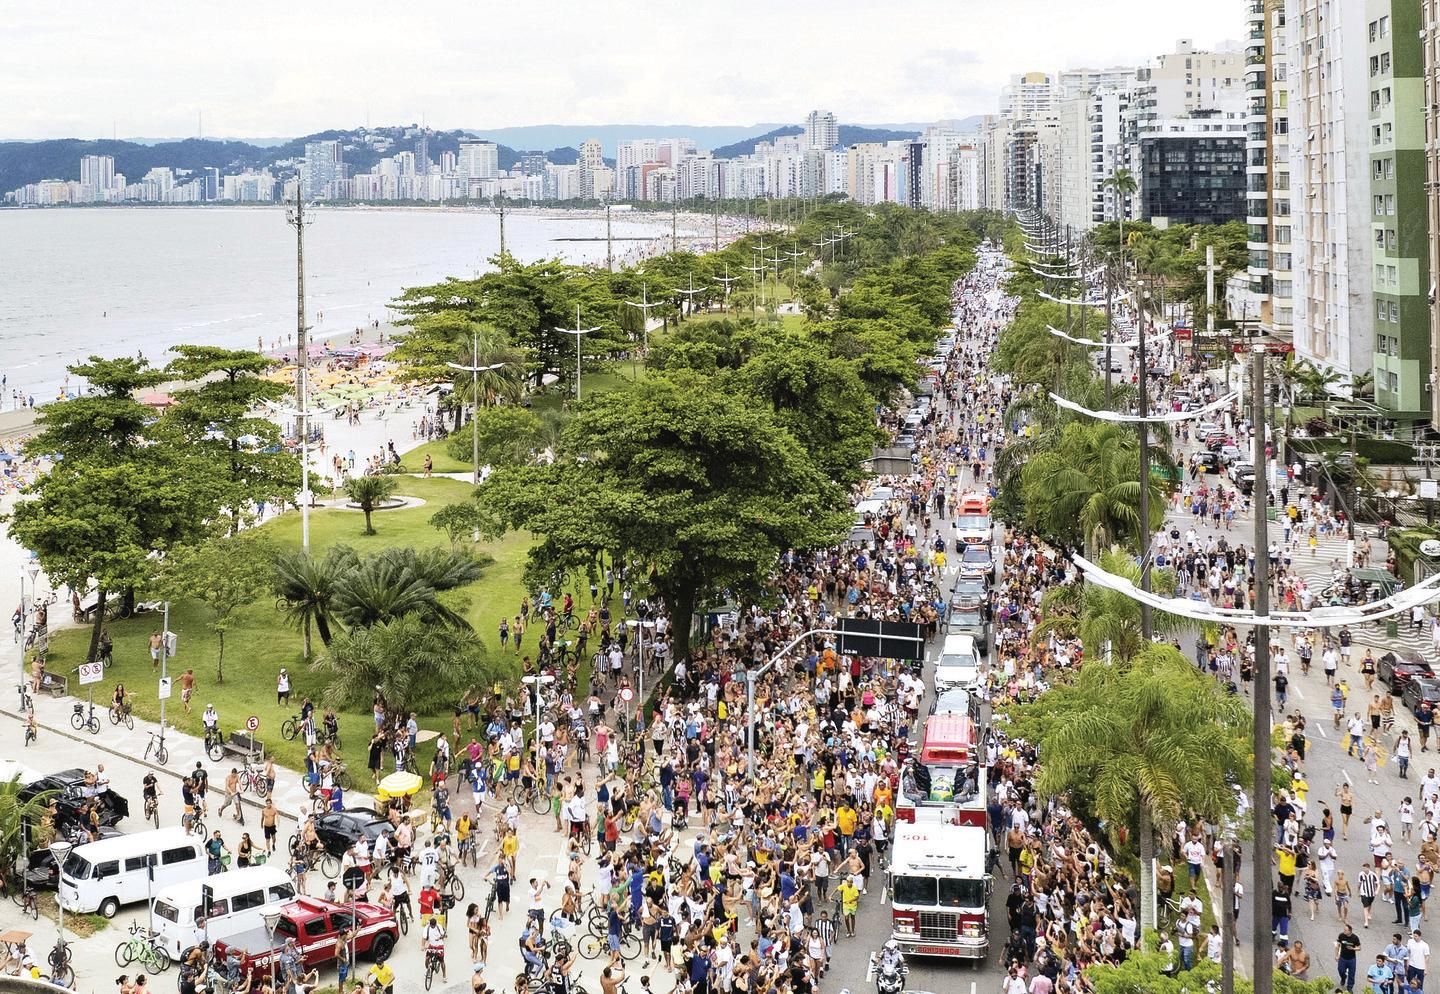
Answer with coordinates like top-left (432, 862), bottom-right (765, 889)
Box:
top-left (624, 283), bottom-right (662, 353)
top-left (446, 331), bottom-right (510, 485)
top-left (555, 304), bottom-right (601, 402)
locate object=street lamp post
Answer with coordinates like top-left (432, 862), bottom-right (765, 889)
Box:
top-left (445, 331), bottom-right (509, 485)
top-left (262, 909), bottom-right (282, 993)
top-left (623, 283), bottom-right (662, 355)
top-left (269, 400), bottom-right (329, 552)
top-left (49, 838), bottom-right (72, 979)
top-left (555, 305), bottom-right (601, 402)
top-left (625, 619), bottom-right (656, 720)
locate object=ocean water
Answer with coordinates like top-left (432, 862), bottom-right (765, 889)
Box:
top-left (0, 206), bottom-right (681, 402)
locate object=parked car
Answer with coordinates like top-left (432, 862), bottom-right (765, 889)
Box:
top-left (20, 769), bottom-right (129, 841)
top-left (312, 809), bottom-right (390, 857)
top-left (1402, 676), bottom-right (1440, 717)
top-left (1229, 461), bottom-right (1255, 484)
top-left (1218, 444), bottom-right (1243, 465)
top-left (1378, 653), bottom-right (1435, 696)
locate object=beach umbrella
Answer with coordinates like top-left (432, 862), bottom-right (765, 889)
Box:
top-left (376, 771), bottom-right (423, 801)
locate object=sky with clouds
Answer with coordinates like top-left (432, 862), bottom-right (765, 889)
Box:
top-left (2, 0), bottom-right (1243, 139)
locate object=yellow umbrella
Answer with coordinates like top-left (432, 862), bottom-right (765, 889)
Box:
top-left (376, 771), bottom-right (423, 800)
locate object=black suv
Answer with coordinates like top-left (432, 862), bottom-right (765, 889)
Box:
top-left (20, 769), bottom-right (129, 840)
top-left (314, 809), bottom-right (391, 855)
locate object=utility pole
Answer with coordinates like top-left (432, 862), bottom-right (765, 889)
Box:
top-left (1249, 344), bottom-right (1274, 994)
top-left (285, 188), bottom-right (314, 550)
top-left (496, 192), bottom-right (507, 257)
top-left (1137, 282), bottom-right (1153, 638)
top-left (671, 195), bottom-right (678, 254)
top-left (713, 197), bottom-right (720, 253)
top-left (1104, 269), bottom-right (1114, 404)
top-left (605, 201), bottom-right (614, 272)
top-left (446, 334), bottom-right (508, 485)
top-left (1221, 834), bottom-right (1236, 994)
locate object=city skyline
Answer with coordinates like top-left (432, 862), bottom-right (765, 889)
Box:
top-left (1, 0), bottom-right (1238, 140)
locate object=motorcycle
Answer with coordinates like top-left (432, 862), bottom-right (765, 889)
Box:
top-left (872, 953), bottom-right (907, 994)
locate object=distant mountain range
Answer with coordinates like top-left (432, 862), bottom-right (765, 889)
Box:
top-left (0, 128), bottom-right (581, 194)
top-left (0, 117), bottom-right (990, 194)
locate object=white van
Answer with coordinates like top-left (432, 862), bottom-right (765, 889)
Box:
top-left (934, 633), bottom-right (982, 694)
top-left (152, 864), bottom-right (296, 958)
top-left (59, 827), bottom-right (203, 917)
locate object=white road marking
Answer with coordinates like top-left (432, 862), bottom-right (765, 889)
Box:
top-left (1344, 769), bottom-right (1353, 786)
top-left (1313, 722), bottom-right (1326, 739)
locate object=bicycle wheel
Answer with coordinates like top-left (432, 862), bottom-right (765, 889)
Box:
top-left (321, 854), bottom-right (341, 878)
top-left (156, 743), bottom-right (169, 765)
top-left (337, 769), bottom-right (354, 792)
top-left (254, 775), bottom-right (270, 799)
top-left (424, 960), bottom-right (435, 991)
top-left (619, 929), bottom-right (641, 961)
top-left (578, 933), bottom-right (606, 960)
top-left (48, 943), bottom-right (70, 974)
top-left (114, 940), bottom-right (134, 968)
top-left (530, 789), bottom-right (551, 816)
top-left (281, 717), bottom-right (299, 740)
top-left (206, 738), bottom-right (225, 762)
top-left (145, 943), bottom-right (171, 974)
top-left (86, 716), bottom-right (100, 735)
top-left (579, 830), bottom-right (592, 855)
top-left (69, 712), bottom-right (84, 731)
top-left (194, 819), bottom-right (207, 838)
top-left (448, 877), bottom-right (465, 902)
top-left (123, 712), bottom-right (134, 730)
top-left (397, 903), bottom-right (410, 935)
top-left (108, 707), bottom-right (121, 726)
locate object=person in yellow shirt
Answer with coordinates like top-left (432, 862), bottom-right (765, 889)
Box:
top-left (837, 878), bottom-right (861, 937)
top-left (367, 958), bottom-right (396, 993)
top-left (836, 803), bottom-right (858, 844)
top-left (500, 826), bottom-right (519, 875)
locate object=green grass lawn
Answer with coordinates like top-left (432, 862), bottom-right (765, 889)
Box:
top-left (43, 476), bottom-right (539, 773)
top-left (396, 437), bottom-right (472, 474)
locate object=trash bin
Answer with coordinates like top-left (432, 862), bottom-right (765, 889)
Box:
top-left (1387, 620), bottom-right (1399, 639)
top-left (1266, 507), bottom-right (1277, 521)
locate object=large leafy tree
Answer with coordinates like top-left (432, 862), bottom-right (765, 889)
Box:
top-left (394, 257), bottom-right (628, 391)
top-left (22, 356), bottom-right (165, 461)
top-left (160, 345), bottom-right (297, 532)
top-left (477, 374), bottom-right (850, 657)
top-left (330, 547), bottom-right (484, 630)
top-left (158, 532), bottom-right (276, 683)
top-left (1019, 645), bottom-right (1250, 946)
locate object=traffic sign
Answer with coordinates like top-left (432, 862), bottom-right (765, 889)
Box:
top-left (77, 662), bottom-right (104, 686)
top-left (245, 715), bottom-right (261, 732)
top-left (342, 866), bottom-right (365, 891)
top-left (835, 618), bottom-right (927, 661)
top-left (157, 677), bottom-right (172, 700)
top-left (619, 687), bottom-right (634, 703)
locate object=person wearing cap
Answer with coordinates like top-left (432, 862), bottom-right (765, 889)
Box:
top-left (276, 668), bottom-right (290, 705)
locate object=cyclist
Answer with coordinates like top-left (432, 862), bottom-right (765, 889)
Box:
top-left (191, 761), bottom-right (209, 815)
top-left (111, 683), bottom-right (131, 717)
top-left (180, 775), bottom-right (200, 833)
top-left (421, 915), bottom-right (447, 983)
top-left (366, 956), bottom-right (395, 994)
top-left (23, 708), bottom-right (36, 745)
top-left (561, 592), bottom-right (574, 624)
top-left (518, 919), bottom-right (544, 978)
top-left (201, 703), bottom-right (220, 743)
top-left (141, 771), bottom-right (160, 819)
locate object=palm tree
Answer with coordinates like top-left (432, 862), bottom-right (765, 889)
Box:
top-left (453, 324), bottom-right (525, 412)
top-left (0, 775), bottom-right (58, 869)
top-left (317, 614), bottom-right (493, 720)
top-left (1020, 421), bottom-right (1167, 555)
top-left (1031, 645), bottom-right (1250, 946)
top-left (330, 548), bottom-right (483, 630)
top-left (1296, 361), bottom-right (1344, 423)
top-left (1102, 168), bottom-right (1138, 267)
top-left (272, 546), bottom-right (353, 654)
top-left (344, 476), bottom-right (399, 535)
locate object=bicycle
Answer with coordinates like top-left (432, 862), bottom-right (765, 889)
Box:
top-left (424, 947), bottom-right (445, 990)
top-left (47, 940), bottom-right (74, 989)
top-left (114, 922), bottom-right (172, 974)
top-left (16, 682), bottom-right (32, 712)
top-left (144, 794), bottom-right (160, 829)
top-left (281, 713), bottom-right (302, 741)
top-left (23, 715), bottom-right (36, 748)
top-left (204, 725), bottom-right (225, 762)
top-left (238, 762), bottom-right (270, 798)
top-left (108, 700), bottom-right (135, 730)
top-left (144, 730), bottom-right (169, 766)
top-left (10, 881), bottom-right (38, 920)
top-left (182, 808), bottom-right (206, 839)
top-left (394, 897), bottom-right (411, 935)
top-left (69, 701), bottom-right (100, 735)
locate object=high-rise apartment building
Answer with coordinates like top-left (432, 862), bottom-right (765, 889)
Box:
top-left (413, 136), bottom-right (430, 175)
top-left (457, 142), bottom-right (499, 180)
top-left (1239, 0), bottom-right (1294, 340)
top-left (1424, 0), bottom-right (1440, 423)
top-left (1287, 0), bottom-right (1374, 381)
top-left (302, 141), bottom-right (344, 200)
top-left (79, 154), bottom-right (115, 200)
top-left (1365, 0), bottom-right (1430, 414)
top-left (999, 72), bottom-right (1057, 120)
top-left (1057, 67), bottom-right (1138, 99)
top-left (804, 110), bottom-right (840, 150)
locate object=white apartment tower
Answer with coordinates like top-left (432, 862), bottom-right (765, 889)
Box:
top-left (1243, 0), bottom-right (1293, 339)
top-left (1287, 0), bottom-right (1373, 379)
top-left (458, 142), bottom-right (500, 180)
top-left (804, 110), bottom-right (840, 150)
top-left (999, 72), bottom-right (1057, 120)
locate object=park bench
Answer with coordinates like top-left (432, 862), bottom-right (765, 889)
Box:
top-left (221, 729), bottom-right (265, 763)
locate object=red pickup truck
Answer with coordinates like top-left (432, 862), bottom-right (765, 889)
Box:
top-left (211, 896), bottom-right (398, 976)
